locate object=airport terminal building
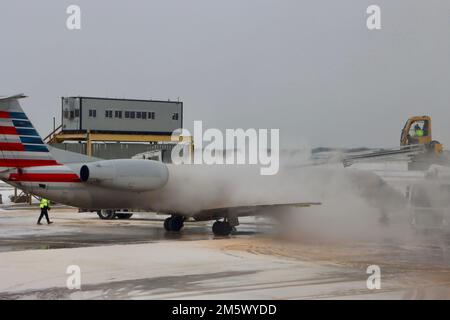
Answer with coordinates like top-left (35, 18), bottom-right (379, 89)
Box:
top-left (61, 96), bottom-right (183, 134)
top-left (48, 96), bottom-right (186, 162)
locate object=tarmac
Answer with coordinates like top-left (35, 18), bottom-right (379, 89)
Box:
top-left (1, 208), bottom-right (450, 299)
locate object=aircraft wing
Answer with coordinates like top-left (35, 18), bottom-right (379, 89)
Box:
top-left (191, 202), bottom-right (321, 221)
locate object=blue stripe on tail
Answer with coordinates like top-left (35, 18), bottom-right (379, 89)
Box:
top-left (9, 112), bottom-right (28, 120)
top-left (20, 136), bottom-right (44, 144)
top-left (16, 128), bottom-right (39, 136)
top-left (12, 120), bottom-right (33, 128)
top-left (23, 144), bottom-right (48, 152)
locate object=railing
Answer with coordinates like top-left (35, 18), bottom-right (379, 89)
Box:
top-left (43, 124), bottom-right (62, 143)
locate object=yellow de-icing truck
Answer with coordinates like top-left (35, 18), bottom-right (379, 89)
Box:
top-left (343, 115), bottom-right (447, 171)
top-left (400, 115), bottom-right (443, 154)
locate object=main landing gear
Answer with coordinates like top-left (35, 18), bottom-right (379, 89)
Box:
top-left (164, 215), bottom-right (185, 232)
top-left (163, 215), bottom-right (238, 236)
top-left (212, 220), bottom-right (233, 236)
top-left (212, 216), bottom-right (238, 236)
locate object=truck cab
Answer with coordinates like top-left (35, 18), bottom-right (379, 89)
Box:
top-left (401, 116), bottom-right (431, 146)
top-left (400, 116), bottom-right (443, 154)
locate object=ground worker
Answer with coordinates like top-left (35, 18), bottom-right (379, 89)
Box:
top-left (415, 124), bottom-right (424, 138)
top-left (37, 198), bottom-right (53, 225)
top-left (407, 124), bottom-right (424, 144)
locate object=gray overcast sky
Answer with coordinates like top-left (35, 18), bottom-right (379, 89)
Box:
top-left (0, 0), bottom-right (449, 148)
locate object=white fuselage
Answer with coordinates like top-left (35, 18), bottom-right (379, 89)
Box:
top-left (2, 162), bottom-right (165, 211)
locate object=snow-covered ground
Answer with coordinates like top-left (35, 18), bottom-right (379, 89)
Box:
top-left (1, 209), bottom-right (450, 299)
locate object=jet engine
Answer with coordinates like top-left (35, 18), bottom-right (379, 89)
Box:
top-left (79, 159), bottom-right (169, 192)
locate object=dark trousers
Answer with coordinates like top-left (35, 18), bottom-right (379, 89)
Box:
top-left (38, 208), bottom-right (50, 224)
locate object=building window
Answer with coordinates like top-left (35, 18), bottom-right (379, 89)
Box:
top-left (136, 111), bottom-right (142, 119)
top-left (89, 109), bottom-right (97, 118)
top-left (172, 113), bottom-right (179, 121)
top-left (148, 112), bottom-right (155, 120)
top-left (130, 111), bottom-right (135, 119)
top-left (115, 110), bottom-right (122, 118)
top-left (74, 109), bottom-right (80, 117)
top-left (125, 111), bottom-right (130, 118)
top-left (105, 110), bottom-right (113, 118)
top-left (70, 110), bottom-right (75, 119)
top-left (141, 112), bottom-right (147, 120)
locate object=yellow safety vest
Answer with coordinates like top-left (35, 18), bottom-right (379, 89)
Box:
top-left (415, 129), bottom-right (424, 137)
top-left (40, 198), bottom-right (49, 209)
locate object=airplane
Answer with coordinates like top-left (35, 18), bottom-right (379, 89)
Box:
top-left (0, 94), bottom-right (320, 236)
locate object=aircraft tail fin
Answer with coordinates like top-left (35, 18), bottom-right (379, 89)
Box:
top-left (0, 94), bottom-right (59, 168)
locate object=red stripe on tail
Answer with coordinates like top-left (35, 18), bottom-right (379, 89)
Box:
top-left (0, 126), bottom-right (17, 135)
top-left (0, 111), bottom-right (10, 119)
top-left (0, 142), bottom-right (25, 151)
